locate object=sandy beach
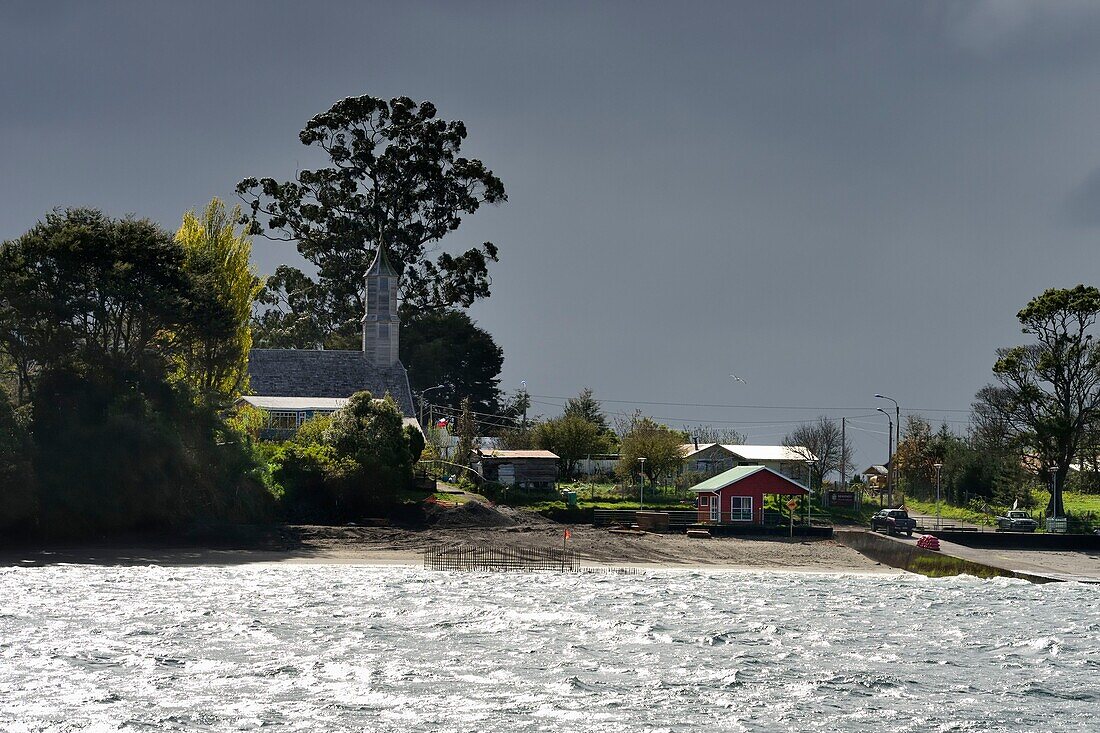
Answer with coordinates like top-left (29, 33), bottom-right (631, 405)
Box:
top-left (0, 521), bottom-right (900, 573)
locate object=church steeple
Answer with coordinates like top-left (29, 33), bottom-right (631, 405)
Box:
top-left (362, 242), bottom-right (401, 366)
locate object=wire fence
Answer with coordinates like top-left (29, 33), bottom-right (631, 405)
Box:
top-left (423, 543), bottom-right (577, 572)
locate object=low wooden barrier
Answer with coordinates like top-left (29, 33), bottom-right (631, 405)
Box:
top-left (423, 543), bottom-right (577, 572)
top-left (592, 509), bottom-right (698, 528)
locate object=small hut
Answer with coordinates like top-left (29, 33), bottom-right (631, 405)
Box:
top-left (476, 449), bottom-right (559, 490)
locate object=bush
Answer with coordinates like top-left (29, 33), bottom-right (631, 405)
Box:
top-left (271, 441), bottom-right (340, 522)
top-left (0, 393), bottom-right (36, 537)
top-left (293, 412), bottom-right (333, 446)
top-left (30, 370), bottom-right (274, 537)
top-left (325, 392), bottom-right (415, 504)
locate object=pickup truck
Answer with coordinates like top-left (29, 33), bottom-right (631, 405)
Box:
top-left (871, 509), bottom-right (917, 536)
top-left (996, 511), bottom-right (1038, 532)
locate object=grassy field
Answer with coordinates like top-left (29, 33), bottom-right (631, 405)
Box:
top-left (901, 497), bottom-right (999, 526)
top-left (1052, 490), bottom-right (1100, 515)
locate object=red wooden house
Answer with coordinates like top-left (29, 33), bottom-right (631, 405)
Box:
top-left (690, 465), bottom-right (809, 525)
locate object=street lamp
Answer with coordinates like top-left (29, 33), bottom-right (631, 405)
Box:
top-left (876, 407), bottom-right (894, 507)
top-left (875, 394), bottom-right (900, 507)
top-left (933, 462), bottom-right (943, 529)
top-left (519, 380), bottom-right (529, 431)
top-left (805, 459), bottom-right (815, 527)
top-left (638, 457), bottom-right (647, 510)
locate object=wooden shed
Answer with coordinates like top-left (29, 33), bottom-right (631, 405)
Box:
top-left (476, 449), bottom-right (559, 489)
top-left (690, 465), bottom-right (808, 525)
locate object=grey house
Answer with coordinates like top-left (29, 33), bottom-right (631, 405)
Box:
top-left (244, 244), bottom-right (418, 434)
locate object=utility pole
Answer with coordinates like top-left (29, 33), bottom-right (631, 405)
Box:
top-left (520, 380), bottom-right (528, 431)
top-left (875, 394), bottom-right (900, 508)
top-left (934, 462), bottom-right (943, 529)
top-left (840, 417), bottom-right (847, 488)
top-left (877, 407), bottom-right (893, 508)
top-left (835, 416), bottom-right (847, 509)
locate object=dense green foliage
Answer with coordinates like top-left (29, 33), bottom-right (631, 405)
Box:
top-left (264, 392), bottom-right (423, 522)
top-left (238, 94), bottom-right (506, 349)
top-left (533, 414), bottom-right (612, 477)
top-left (172, 199), bottom-right (263, 406)
top-left (0, 209), bottom-right (271, 538)
top-left (563, 388), bottom-right (612, 439)
top-left (894, 415), bottom-right (1032, 508)
top-left (0, 392), bottom-right (36, 533)
top-left (974, 285), bottom-right (1100, 514)
top-left (616, 411), bottom-right (686, 482)
top-left (0, 209), bottom-right (190, 397)
top-left (401, 309), bottom-right (504, 415)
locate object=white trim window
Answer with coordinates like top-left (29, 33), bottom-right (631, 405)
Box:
top-left (269, 410), bottom-right (299, 431)
top-left (699, 495), bottom-right (709, 507)
top-left (729, 496), bottom-right (753, 522)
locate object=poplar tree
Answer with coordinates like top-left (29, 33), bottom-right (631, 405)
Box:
top-left (173, 199), bottom-right (262, 405)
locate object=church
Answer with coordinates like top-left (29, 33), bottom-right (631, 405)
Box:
top-left (237, 244), bottom-right (418, 435)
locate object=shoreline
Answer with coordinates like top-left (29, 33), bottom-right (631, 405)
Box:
top-left (0, 522), bottom-right (902, 574)
top-left (0, 546), bottom-right (906, 574)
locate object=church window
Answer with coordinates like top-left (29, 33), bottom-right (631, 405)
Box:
top-left (378, 277), bottom-right (390, 314)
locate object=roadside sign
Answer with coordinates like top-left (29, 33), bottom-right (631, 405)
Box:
top-left (828, 491), bottom-right (855, 507)
top-left (786, 498), bottom-right (799, 510)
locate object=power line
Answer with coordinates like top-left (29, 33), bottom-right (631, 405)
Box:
top-left (530, 393), bottom-right (972, 413)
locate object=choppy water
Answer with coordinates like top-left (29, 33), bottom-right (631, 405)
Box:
top-left (1, 565), bottom-right (1097, 732)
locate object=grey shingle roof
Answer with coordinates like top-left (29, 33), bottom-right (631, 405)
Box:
top-left (247, 349), bottom-right (415, 416)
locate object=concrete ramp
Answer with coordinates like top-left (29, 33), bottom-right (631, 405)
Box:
top-left (834, 529), bottom-right (1060, 583)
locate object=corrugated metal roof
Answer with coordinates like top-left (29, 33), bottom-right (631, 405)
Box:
top-left (680, 443), bottom-right (817, 462)
top-left (688, 465), bottom-right (809, 493)
top-left (680, 442), bottom-right (718, 457)
top-left (689, 465), bottom-right (766, 492)
top-left (239, 396), bottom-right (349, 410)
top-left (727, 444), bottom-right (816, 462)
top-left (478, 449), bottom-right (560, 460)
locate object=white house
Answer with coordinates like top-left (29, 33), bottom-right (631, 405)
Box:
top-left (680, 443), bottom-right (817, 483)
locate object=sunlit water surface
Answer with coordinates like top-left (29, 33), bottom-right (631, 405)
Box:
top-left (1, 565), bottom-right (1097, 732)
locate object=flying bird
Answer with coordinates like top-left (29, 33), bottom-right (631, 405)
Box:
top-left (730, 374), bottom-right (747, 384)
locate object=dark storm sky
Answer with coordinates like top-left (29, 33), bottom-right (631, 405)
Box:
top-left (4, 0), bottom-right (1100, 467)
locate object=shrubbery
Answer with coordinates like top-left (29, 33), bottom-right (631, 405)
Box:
top-left (0, 208), bottom-right (272, 538)
top-left (263, 392), bottom-right (423, 523)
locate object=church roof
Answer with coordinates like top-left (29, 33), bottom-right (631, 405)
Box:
top-left (367, 242), bottom-right (398, 277)
top-left (247, 349), bottom-right (415, 415)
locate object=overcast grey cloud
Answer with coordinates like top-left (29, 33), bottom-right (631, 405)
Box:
top-left (1064, 167), bottom-right (1100, 227)
top-left (3, 0), bottom-right (1100, 467)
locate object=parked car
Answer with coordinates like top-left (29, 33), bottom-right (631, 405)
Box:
top-left (871, 509), bottom-right (916, 536)
top-left (996, 511), bottom-right (1038, 532)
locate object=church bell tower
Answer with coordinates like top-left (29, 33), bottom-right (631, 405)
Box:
top-left (362, 243), bottom-right (401, 366)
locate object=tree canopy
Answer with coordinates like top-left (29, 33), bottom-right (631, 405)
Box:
top-left (563, 388), bottom-right (611, 436)
top-left (974, 285), bottom-right (1100, 515)
top-left (401, 309), bottom-right (503, 415)
top-left (172, 198), bottom-right (263, 405)
top-left (783, 416), bottom-right (853, 490)
top-left (616, 411), bottom-right (685, 482)
top-left (237, 94), bottom-right (507, 349)
top-left (0, 208), bottom-right (190, 397)
top-left (533, 414), bottom-right (612, 476)
top-left (0, 209), bottom-right (272, 537)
